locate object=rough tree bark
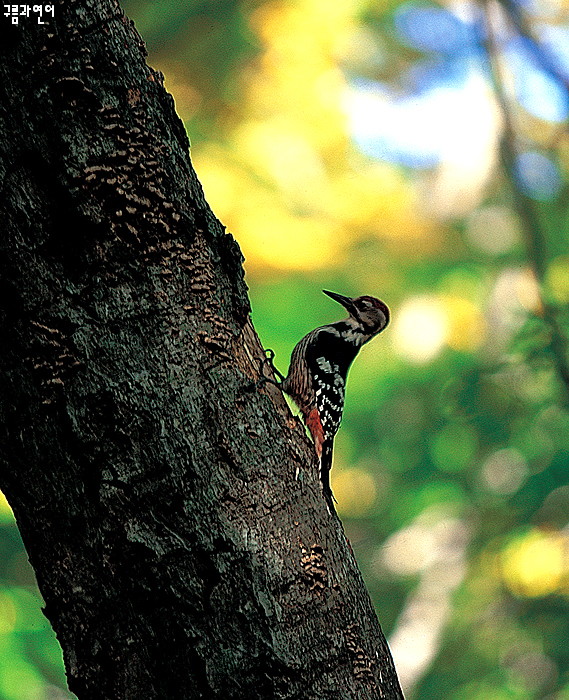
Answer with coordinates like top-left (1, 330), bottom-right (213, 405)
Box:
top-left (0, 2), bottom-right (403, 698)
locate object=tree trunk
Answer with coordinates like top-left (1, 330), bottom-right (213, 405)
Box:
top-left (0, 2), bottom-right (403, 698)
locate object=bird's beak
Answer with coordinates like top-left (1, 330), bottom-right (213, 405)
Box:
top-left (322, 290), bottom-right (354, 311)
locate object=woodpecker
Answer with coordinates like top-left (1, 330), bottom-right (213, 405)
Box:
top-left (278, 290), bottom-right (390, 504)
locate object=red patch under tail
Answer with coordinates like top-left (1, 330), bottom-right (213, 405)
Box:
top-left (306, 408), bottom-right (325, 459)
top-left (305, 409), bottom-right (335, 505)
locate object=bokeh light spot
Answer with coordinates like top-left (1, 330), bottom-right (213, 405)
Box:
top-left (394, 3), bottom-right (471, 54)
top-left (430, 423), bottom-right (478, 472)
top-left (481, 448), bottom-right (528, 494)
top-left (383, 523), bottom-right (437, 575)
top-left (546, 256), bottom-right (569, 303)
top-left (515, 151), bottom-right (562, 201)
top-left (393, 296), bottom-right (447, 363)
top-left (501, 529), bottom-right (569, 597)
top-left (333, 468), bottom-right (377, 517)
top-left (508, 41), bottom-right (569, 122)
top-left (442, 295), bottom-right (486, 352)
top-left (465, 205), bottom-right (519, 255)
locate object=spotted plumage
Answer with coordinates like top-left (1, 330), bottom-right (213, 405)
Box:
top-left (280, 290), bottom-right (389, 504)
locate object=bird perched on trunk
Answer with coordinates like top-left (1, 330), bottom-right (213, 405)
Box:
top-left (268, 290), bottom-right (390, 505)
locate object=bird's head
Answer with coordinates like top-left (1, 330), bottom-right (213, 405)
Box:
top-left (323, 290), bottom-right (390, 335)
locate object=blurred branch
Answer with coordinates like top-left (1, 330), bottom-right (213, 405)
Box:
top-left (480, 0), bottom-right (569, 402)
top-left (498, 0), bottom-right (569, 93)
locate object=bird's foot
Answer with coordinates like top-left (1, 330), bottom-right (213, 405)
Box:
top-left (261, 348), bottom-right (285, 382)
top-left (248, 348), bottom-right (285, 392)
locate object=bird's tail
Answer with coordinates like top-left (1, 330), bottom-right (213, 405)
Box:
top-left (320, 440), bottom-right (335, 506)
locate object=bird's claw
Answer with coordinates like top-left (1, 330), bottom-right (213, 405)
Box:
top-left (248, 348), bottom-right (284, 392)
top-left (259, 348), bottom-right (285, 383)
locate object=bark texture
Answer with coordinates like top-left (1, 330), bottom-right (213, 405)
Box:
top-left (0, 2), bottom-right (403, 698)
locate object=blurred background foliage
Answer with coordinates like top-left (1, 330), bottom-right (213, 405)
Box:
top-left (2, 0), bottom-right (569, 697)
